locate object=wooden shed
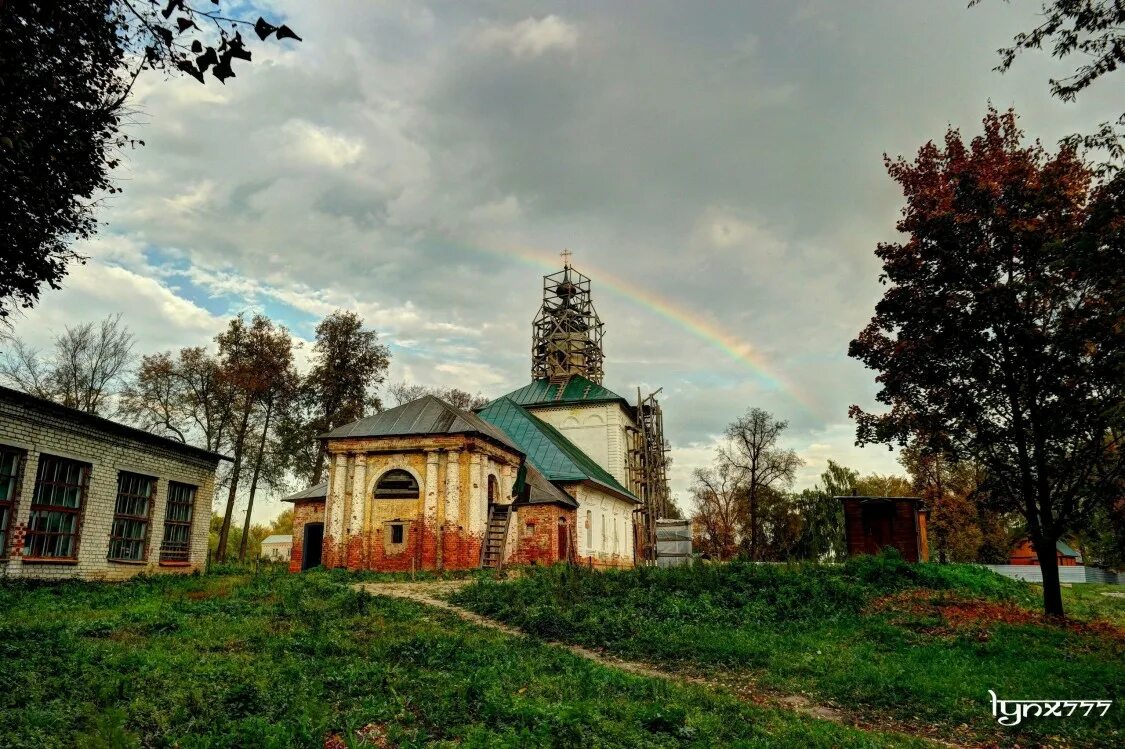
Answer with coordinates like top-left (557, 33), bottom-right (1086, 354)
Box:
top-left (838, 495), bottom-right (929, 563)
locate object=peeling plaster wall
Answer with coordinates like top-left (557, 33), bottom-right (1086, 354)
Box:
top-left (317, 434), bottom-right (521, 573)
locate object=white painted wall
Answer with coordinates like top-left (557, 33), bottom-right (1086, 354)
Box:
top-left (527, 402), bottom-right (637, 489)
top-left (574, 483), bottom-right (636, 562)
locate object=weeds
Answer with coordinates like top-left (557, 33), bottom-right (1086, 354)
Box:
top-left (451, 553), bottom-right (1122, 747)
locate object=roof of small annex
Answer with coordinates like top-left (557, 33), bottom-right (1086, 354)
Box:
top-left (497, 375), bottom-right (629, 409)
top-left (522, 460), bottom-right (579, 508)
top-left (281, 481), bottom-right (327, 503)
top-left (261, 535), bottom-right (292, 545)
top-left (478, 397), bottom-right (639, 504)
top-left (0, 385), bottom-right (231, 464)
top-left (320, 395), bottom-right (520, 453)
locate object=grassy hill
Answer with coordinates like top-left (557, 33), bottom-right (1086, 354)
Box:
top-left (451, 554), bottom-right (1124, 748)
top-left (0, 568), bottom-right (935, 749)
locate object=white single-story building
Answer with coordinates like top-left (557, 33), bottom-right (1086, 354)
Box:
top-left (0, 386), bottom-right (228, 580)
top-left (260, 534), bottom-right (292, 562)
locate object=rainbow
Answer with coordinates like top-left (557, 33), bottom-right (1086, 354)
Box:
top-left (462, 240), bottom-right (818, 414)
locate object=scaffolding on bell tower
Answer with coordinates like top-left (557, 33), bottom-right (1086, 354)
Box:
top-left (531, 253), bottom-right (605, 384)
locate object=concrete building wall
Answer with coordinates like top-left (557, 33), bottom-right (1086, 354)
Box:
top-left (0, 396), bottom-right (219, 581)
top-left (261, 539), bottom-right (292, 562)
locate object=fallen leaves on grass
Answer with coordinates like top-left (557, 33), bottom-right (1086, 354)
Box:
top-left (871, 590), bottom-right (1125, 642)
top-left (324, 723), bottom-right (393, 748)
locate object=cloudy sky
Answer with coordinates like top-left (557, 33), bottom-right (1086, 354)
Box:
top-left (11, 1), bottom-right (1121, 522)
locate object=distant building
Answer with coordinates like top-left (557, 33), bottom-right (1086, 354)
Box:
top-left (0, 386), bottom-right (228, 580)
top-left (260, 534), bottom-right (292, 562)
top-left (1008, 538), bottom-right (1081, 567)
top-left (839, 495), bottom-right (930, 563)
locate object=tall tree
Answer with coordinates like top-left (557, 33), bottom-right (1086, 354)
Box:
top-left (900, 445), bottom-right (1013, 563)
top-left (238, 362), bottom-right (297, 561)
top-left (973, 0), bottom-right (1124, 165)
top-left (689, 461), bottom-right (743, 561)
top-left (280, 311), bottom-right (390, 486)
top-left (791, 460), bottom-right (856, 562)
top-left (118, 346), bottom-right (232, 451)
top-left (849, 108), bottom-right (1125, 615)
top-left (0, 1), bottom-right (299, 318)
top-left (0, 313), bottom-right (133, 414)
top-left (720, 407), bottom-right (804, 560)
top-left (214, 315), bottom-right (292, 562)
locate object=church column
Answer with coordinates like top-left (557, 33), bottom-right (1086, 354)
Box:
top-left (348, 454), bottom-right (367, 569)
top-left (424, 450), bottom-right (440, 568)
top-left (444, 449), bottom-right (461, 527)
top-left (468, 451), bottom-right (483, 535)
top-left (329, 454), bottom-right (348, 567)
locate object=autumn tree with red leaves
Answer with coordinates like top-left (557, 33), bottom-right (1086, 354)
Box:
top-left (850, 108), bottom-right (1125, 616)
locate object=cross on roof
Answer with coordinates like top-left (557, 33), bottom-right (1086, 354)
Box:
top-left (560, 249), bottom-right (572, 268)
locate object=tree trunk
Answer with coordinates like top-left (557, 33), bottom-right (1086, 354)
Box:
top-left (239, 398), bottom-right (274, 561)
top-left (1032, 532), bottom-right (1065, 617)
top-left (217, 407), bottom-right (252, 562)
top-left (748, 489), bottom-right (759, 561)
top-left (312, 440), bottom-right (327, 484)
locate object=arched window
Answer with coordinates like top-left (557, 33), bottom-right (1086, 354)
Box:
top-left (487, 474), bottom-right (498, 505)
top-left (374, 469), bottom-right (419, 499)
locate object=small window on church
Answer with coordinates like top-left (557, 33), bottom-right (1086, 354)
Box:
top-left (390, 523), bottom-right (404, 544)
top-left (375, 470), bottom-right (419, 499)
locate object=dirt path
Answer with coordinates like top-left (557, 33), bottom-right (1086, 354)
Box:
top-left (355, 581), bottom-right (973, 749)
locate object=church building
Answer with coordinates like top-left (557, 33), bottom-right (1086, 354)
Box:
top-left (285, 258), bottom-right (670, 573)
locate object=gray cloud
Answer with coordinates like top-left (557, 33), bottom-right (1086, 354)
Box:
top-left (13, 0), bottom-right (1119, 518)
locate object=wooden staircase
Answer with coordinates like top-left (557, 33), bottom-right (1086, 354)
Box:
top-left (481, 504), bottom-right (512, 570)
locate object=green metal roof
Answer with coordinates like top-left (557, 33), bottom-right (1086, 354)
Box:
top-left (1056, 540), bottom-right (1080, 559)
top-left (498, 376), bottom-right (629, 408)
top-left (478, 397), bottom-right (639, 503)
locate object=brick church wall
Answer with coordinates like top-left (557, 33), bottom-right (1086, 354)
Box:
top-left (288, 499), bottom-right (326, 573)
top-left (511, 505), bottom-right (576, 566)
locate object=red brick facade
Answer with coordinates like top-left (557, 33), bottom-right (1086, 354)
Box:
top-left (288, 499), bottom-right (326, 573)
top-left (511, 505), bottom-right (577, 566)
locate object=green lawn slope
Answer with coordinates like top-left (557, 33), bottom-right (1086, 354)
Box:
top-left (0, 569), bottom-right (932, 749)
top-left (451, 553), bottom-right (1124, 748)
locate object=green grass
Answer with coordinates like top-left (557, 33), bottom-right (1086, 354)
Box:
top-left (451, 554), bottom-right (1124, 748)
top-left (0, 569), bottom-right (934, 749)
top-left (1057, 583), bottom-right (1125, 626)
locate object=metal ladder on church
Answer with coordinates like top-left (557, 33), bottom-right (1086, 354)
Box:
top-left (481, 504), bottom-right (512, 571)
